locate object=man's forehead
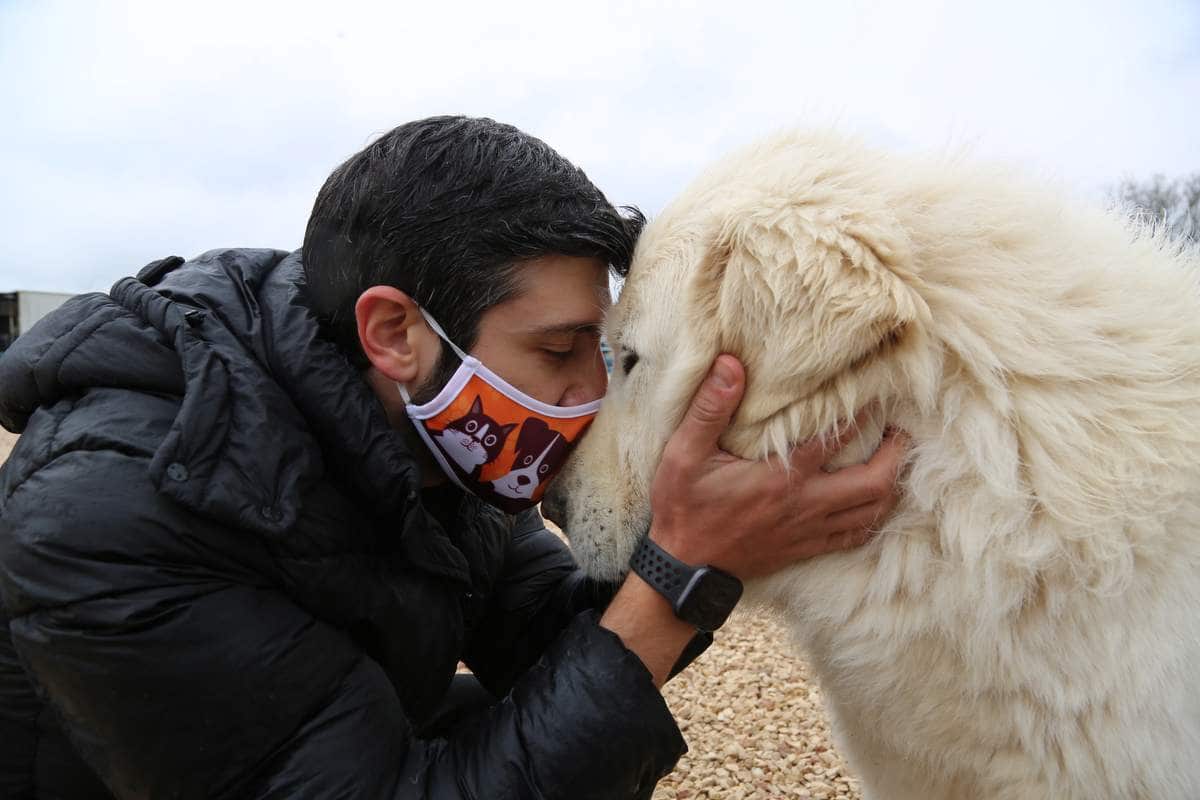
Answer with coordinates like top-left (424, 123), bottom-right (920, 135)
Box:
top-left (506, 294), bottom-right (609, 336)
top-left (489, 255), bottom-right (611, 333)
top-left (520, 318), bottom-right (605, 336)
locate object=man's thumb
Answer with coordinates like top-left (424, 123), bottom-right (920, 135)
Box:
top-left (677, 355), bottom-right (745, 453)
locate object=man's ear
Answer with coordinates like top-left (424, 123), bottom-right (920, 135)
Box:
top-left (691, 205), bottom-right (930, 393)
top-left (355, 286), bottom-right (434, 384)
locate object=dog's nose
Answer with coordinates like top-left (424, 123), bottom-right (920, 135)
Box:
top-left (517, 475), bottom-right (531, 486)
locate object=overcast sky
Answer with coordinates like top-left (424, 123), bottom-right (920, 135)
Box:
top-left (1, 0), bottom-right (1197, 293)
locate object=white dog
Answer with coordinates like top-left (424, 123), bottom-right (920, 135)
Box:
top-left (547, 130), bottom-right (1200, 799)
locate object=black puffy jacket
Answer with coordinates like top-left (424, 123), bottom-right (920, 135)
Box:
top-left (0, 249), bottom-right (688, 799)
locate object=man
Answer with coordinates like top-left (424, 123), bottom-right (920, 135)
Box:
top-left (0, 116), bottom-right (904, 799)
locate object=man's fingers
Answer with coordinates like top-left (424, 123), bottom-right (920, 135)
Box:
top-left (833, 528), bottom-right (875, 551)
top-left (824, 500), bottom-right (888, 533)
top-left (788, 526), bottom-right (875, 561)
top-left (787, 407), bottom-right (877, 471)
top-left (869, 427), bottom-right (910, 481)
top-left (807, 427), bottom-right (909, 509)
top-left (824, 407), bottom-right (878, 457)
top-left (808, 463), bottom-right (888, 513)
top-left (669, 355), bottom-right (746, 462)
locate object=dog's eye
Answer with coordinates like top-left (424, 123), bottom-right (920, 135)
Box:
top-left (622, 351), bottom-right (639, 374)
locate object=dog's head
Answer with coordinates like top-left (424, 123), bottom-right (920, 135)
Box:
top-left (545, 131), bottom-right (935, 581)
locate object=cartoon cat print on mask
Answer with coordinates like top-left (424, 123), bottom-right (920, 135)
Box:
top-left (433, 395), bottom-right (516, 478)
top-left (491, 418), bottom-right (571, 501)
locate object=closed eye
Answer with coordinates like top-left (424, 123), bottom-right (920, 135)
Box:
top-left (621, 350), bottom-right (639, 374)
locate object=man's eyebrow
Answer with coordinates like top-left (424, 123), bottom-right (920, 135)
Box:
top-left (523, 320), bottom-right (604, 336)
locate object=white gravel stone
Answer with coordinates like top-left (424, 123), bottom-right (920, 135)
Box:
top-left (653, 611), bottom-right (860, 800)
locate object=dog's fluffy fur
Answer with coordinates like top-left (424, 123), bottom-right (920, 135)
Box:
top-left (548, 130), bottom-right (1200, 799)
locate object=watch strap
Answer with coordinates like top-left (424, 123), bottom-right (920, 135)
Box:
top-left (629, 536), bottom-right (743, 632)
top-left (629, 536), bottom-right (694, 608)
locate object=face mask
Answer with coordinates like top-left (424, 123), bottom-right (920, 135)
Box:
top-left (398, 308), bottom-right (602, 514)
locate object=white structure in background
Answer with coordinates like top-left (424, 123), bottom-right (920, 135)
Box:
top-left (0, 291), bottom-right (76, 351)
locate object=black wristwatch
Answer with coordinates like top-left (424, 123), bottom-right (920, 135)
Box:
top-left (629, 537), bottom-right (743, 632)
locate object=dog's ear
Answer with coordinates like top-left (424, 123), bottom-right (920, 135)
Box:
top-left (691, 205), bottom-right (929, 394)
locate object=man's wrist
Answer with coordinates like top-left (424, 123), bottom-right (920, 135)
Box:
top-left (647, 522), bottom-right (703, 566)
top-left (630, 535), bottom-right (744, 633)
top-left (599, 572), bottom-right (697, 688)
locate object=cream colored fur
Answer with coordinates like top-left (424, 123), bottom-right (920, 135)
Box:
top-left (548, 129), bottom-right (1200, 799)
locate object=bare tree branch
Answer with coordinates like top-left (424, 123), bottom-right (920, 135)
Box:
top-left (1109, 173), bottom-right (1200, 242)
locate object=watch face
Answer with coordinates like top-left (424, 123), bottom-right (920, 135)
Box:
top-left (676, 567), bottom-right (744, 631)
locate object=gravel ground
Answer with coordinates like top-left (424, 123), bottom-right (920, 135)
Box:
top-left (0, 431), bottom-right (859, 798)
top-left (654, 611), bottom-right (861, 800)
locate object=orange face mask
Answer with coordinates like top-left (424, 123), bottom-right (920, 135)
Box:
top-left (398, 308), bottom-right (601, 514)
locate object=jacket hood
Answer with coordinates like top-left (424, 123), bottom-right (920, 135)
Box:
top-left (0, 249), bottom-right (436, 546)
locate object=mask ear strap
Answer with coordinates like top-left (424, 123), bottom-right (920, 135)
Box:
top-left (417, 307), bottom-right (470, 362)
top-left (396, 306), bottom-right (468, 405)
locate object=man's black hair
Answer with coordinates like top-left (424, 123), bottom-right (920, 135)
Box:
top-left (302, 115), bottom-right (643, 384)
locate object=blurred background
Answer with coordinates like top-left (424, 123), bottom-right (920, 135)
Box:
top-left (0, 0), bottom-right (1197, 299)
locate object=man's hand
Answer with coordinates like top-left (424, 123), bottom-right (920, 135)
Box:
top-left (599, 353), bottom-right (906, 687)
top-left (649, 354), bottom-right (907, 579)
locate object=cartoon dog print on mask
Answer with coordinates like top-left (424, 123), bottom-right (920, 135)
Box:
top-left (491, 418), bottom-right (570, 501)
